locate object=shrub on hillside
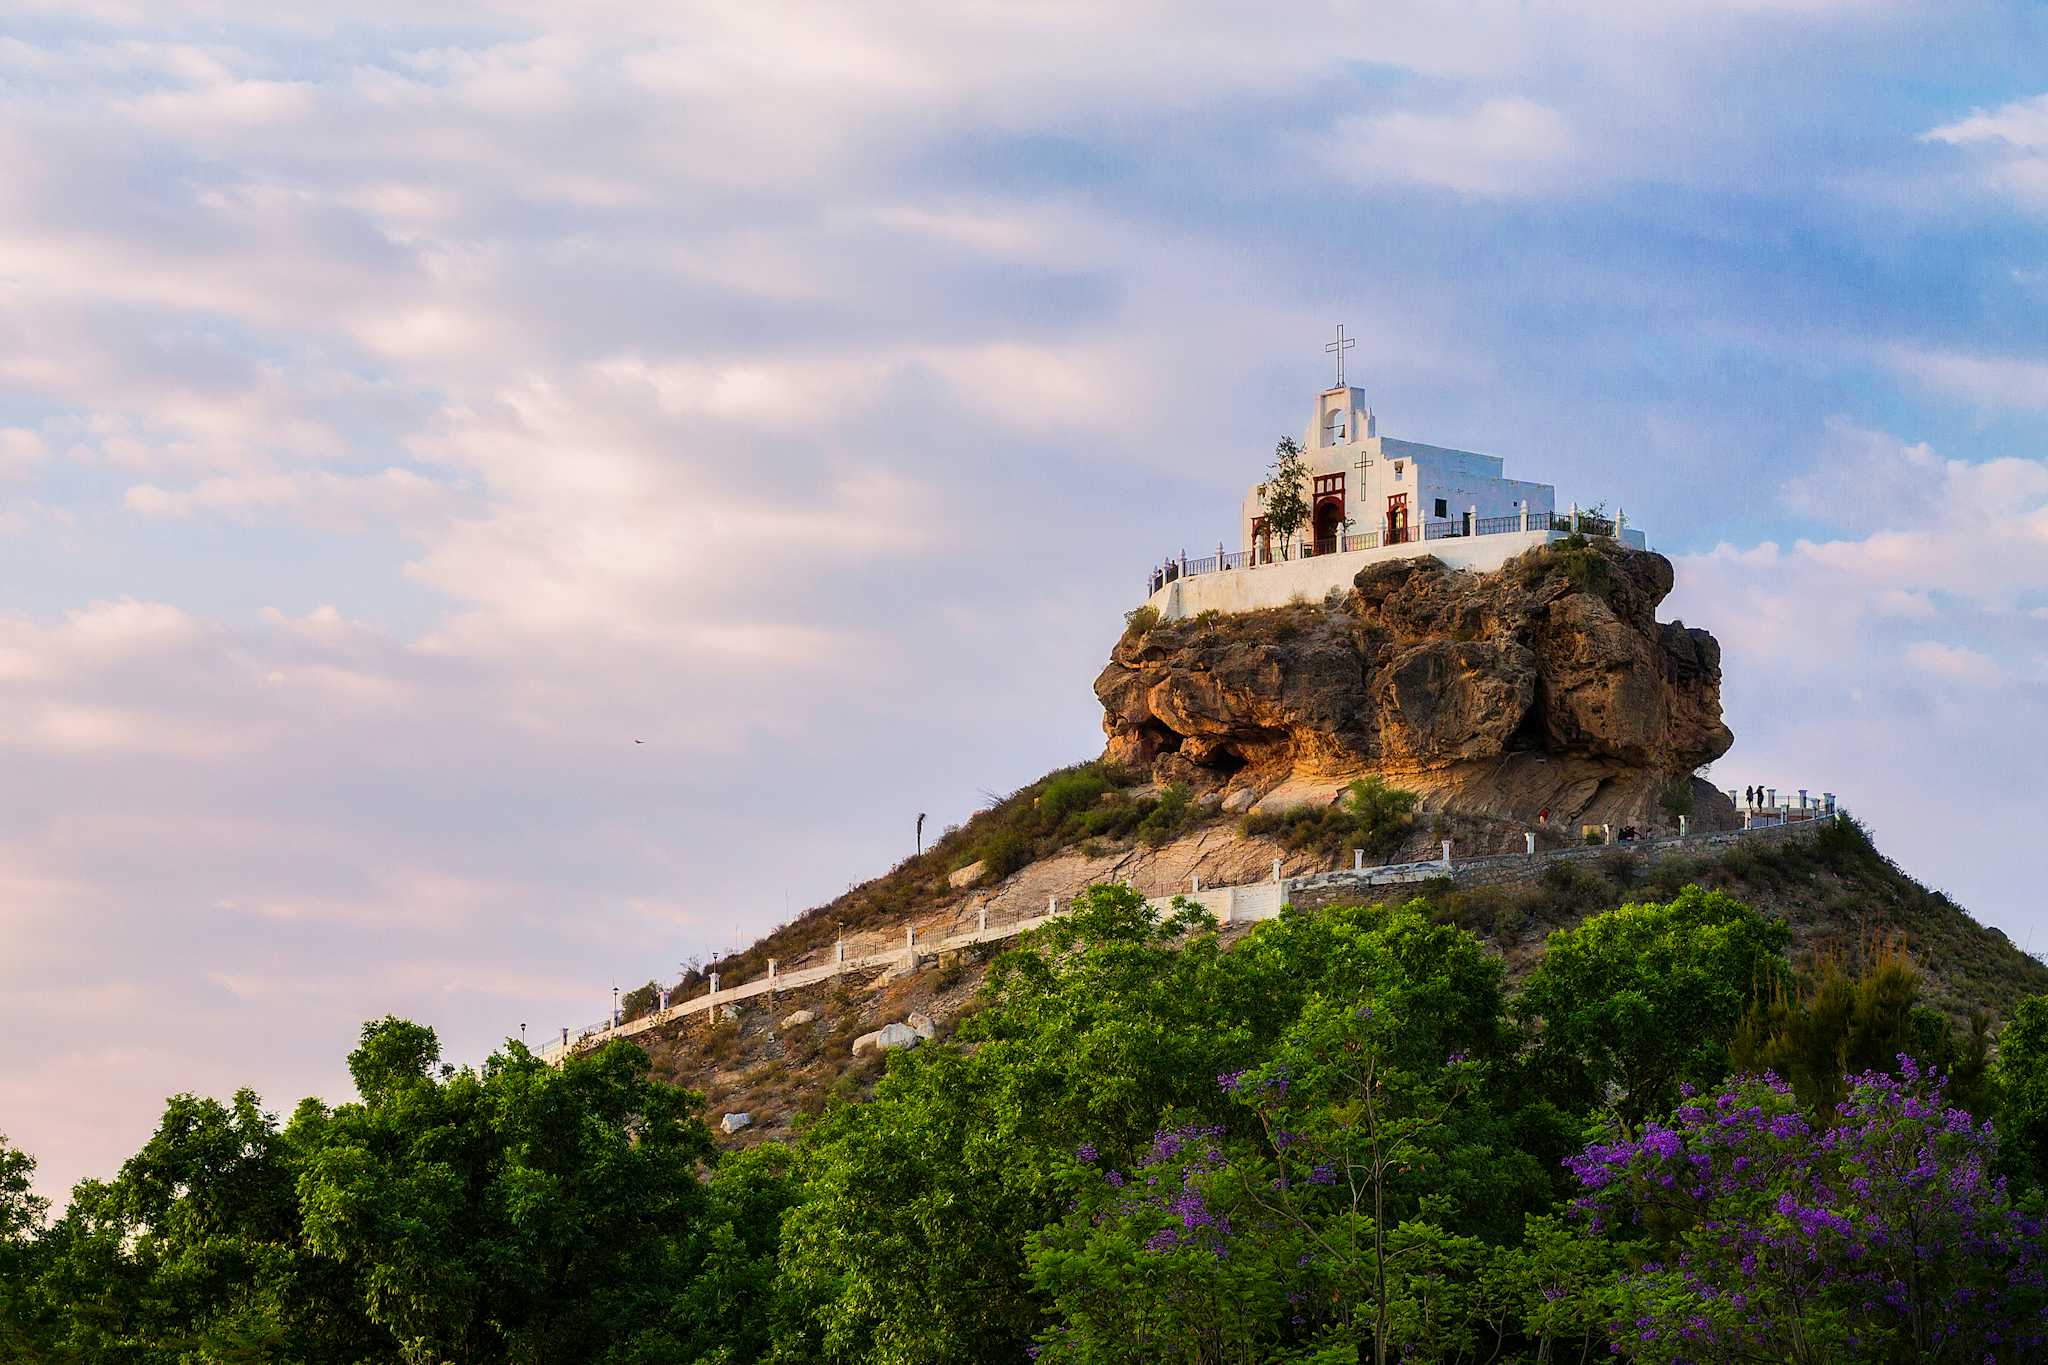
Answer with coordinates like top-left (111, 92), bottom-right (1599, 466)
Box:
top-left (956, 762), bottom-right (1219, 885)
top-left (620, 981), bottom-right (661, 1022)
top-left (1239, 776), bottom-right (1418, 866)
top-left (1135, 782), bottom-right (1194, 846)
top-left (974, 827), bottom-right (1035, 882)
top-left (1040, 770), bottom-right (1112, 820)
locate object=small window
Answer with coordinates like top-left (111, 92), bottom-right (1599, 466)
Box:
top-left (1433, 498), bottom-right (1448, 518)
top-left (1393, 461), bottom-right (1404, 479)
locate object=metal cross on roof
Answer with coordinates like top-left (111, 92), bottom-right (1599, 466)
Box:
top-left (1325, 323), bottom-right (1356, 388)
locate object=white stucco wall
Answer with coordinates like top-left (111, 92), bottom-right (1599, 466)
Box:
top-left (1234, 393), bottom-right (1563, 555)
top-left (1146, 529), bottom-right (1562, 621)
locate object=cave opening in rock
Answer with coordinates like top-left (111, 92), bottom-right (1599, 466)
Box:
top-left (1205, 745), bottom-right (1249, 778)
top-left (1504, 698), bottom-right (1549, 754)
top-left (1136, 721), bottom-right (1180, 759)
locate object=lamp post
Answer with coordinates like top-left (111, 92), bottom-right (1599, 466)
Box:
top-left (612, 984), bottom-right (619, 1027)
top-left (917, 812), bottom-right (927, 857)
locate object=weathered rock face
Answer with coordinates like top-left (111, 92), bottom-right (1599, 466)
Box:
top-left (1097, 542), bottom-right (1735, 830)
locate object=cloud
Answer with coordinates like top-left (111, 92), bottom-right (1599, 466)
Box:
top-left (1321, 98), bottom-right (1582, 198)
top-left (1885, 345), bottom-right (2048, 413)
top-left (1781, 418), bottom-right (1943, 530)
top-left (123, 466), bottom-right (457, 530)
top-left (1669, 421), bottom-right (2048, 956)
top-left (1902, 639), bottom-right (2002, 685)
top-left (1921, 92), bottom-right (2048, 213)
top-left (0, 427), bottom-right (45, 478)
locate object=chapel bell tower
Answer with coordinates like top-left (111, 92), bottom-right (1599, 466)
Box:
top-left (1313, 324), bottom-right (1374, 449)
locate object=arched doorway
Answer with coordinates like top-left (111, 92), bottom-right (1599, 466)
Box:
top-left (1312, 497), bottom-right (1344, 555)
top-left (1386, 494), bottom-right (1409, 545)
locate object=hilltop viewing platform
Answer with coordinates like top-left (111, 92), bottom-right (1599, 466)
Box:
top-left (1144, 505), bottom-right (1647, 621)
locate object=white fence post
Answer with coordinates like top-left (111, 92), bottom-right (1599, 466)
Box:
top-left (1602, 823), bottom-right (1613, 845)
top-left (1222, 887), bottom-right (1235, 924)
top-left (1440, 839), bottom-right (1452, 869)
top-left (1353, 848), bottom-right (1364, 871)
top-left (1048, 894), bottom-right (1057, 917)
top-left (977, 903), bottom-right (988, 935)
top-left (1679, 815), bottom-right (1689, 838)
top-left (768, 958), bottom-right (777, 992)
top-left (709, 970), bottom-right (720, 995)
top-left (1519, 499), bottom-right (1529, 532)
top-left (1191, 873), bottom-right (1202, 892)
top-left (1271, 858), bottom-right (1282, 882)
top-left (1525, 832), bottom-right (1536, 856)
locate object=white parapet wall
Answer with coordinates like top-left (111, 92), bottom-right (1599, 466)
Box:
top-left (539, 813), bottom-right (1826, 1066)
top-left (1147, 530), bottom-right (1563, 622)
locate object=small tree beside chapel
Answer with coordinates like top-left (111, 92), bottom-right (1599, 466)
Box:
top-left (1257, 437), bottom-right (1311, 559)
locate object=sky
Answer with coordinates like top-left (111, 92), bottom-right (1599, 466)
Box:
top-left (2, 0), bottom-right (2047, 1199)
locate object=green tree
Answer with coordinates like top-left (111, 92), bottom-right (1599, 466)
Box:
top-left (1257, 437), bottom-right (1311, 556)
top-left (1022, 902), bottom-right (1563, 1365)
top-left (291, 1018), bottom-right (717, 1364)
top-left (1226, 998), bottom-right (1486, 1365)
top-left (1517, 886), bottom-right (1790, 1133)
top-left (0, 1135), bottom-right (48, 1360)
top-left (1027, 1125), bottom-right (1296, 1364)
top-left (21, 1090), bottom-right (388, 1363)
top-left (1993, 993), bottom-right (2048, 1186)
top-left (1731, 938), bottom-right (1987, 1115)
top-left (775, 886), bottom-right (1256, 1363)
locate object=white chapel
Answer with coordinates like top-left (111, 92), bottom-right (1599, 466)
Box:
top-left (1145, 329), bottom-right (1645, 619)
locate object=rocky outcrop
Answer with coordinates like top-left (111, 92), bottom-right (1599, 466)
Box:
top-left (1097, 541), bottom-right (1735, 831)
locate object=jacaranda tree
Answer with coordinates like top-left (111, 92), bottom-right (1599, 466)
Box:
top-left (1568, 1059), bottom-right (2048, 1363)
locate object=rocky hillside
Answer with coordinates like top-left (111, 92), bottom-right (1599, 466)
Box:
top-left (640, 818), bottom-right (2048, 1150)
top-left (588, 535), bottom-right (2044, 1144)
top-left (1100, 538), bottom-right (1733, 832)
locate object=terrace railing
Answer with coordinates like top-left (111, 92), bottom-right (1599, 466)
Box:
top-left (1146, 505), bottom-right (1631, 597)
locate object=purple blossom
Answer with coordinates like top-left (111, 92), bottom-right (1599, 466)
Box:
top-left (1566, 1063), bottom-right (2044, 1362)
